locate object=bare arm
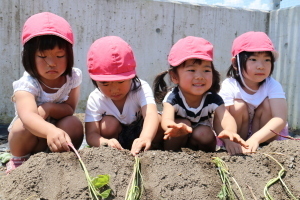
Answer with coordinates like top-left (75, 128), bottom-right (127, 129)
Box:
top-left (161, 102), bottom-right (192, 139)
top-left (14, 91), bottom-right (71, 151)
top-left (38, 86), bottom-right (80, 119)
top-left (244, 98), bottom-right (287, 152)
top-left (214, 105), bottom-right (248, 151)
top-left (131, 103), bottom-right (159, 155)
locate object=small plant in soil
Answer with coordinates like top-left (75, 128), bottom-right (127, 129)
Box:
top-left (212, 157), bottom-right (245, 200)
top-left (68, 144), bottom-right (112, 200)
top-left (125, 156), bottom-right (144, 200)
top-left (263, 153), bottom-right (297, 200)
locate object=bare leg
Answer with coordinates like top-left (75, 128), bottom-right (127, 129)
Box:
top-left (56, 115), bottom-right (84, 150)
top-left (228, 99), bottom-right (249, 140)
top-left (188, 125), bottom-right (215, 152)
top-left (99, 115), bottom-right (122, 139)
top-left (8, 118), bottom-right (48, 157)
top-left (252, 98), bottom-right (275, 142)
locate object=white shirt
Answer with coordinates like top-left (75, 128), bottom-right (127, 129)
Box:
top-left (8, 68), bottom-right (82, 130)
top-left (219, 77), bottom-right (285, 108)
top-left (85, 79), bottom-right (155, 124)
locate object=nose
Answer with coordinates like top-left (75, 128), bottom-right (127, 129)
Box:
top-left (195, 72), bottom-right (204, 80)
top-left (257, 61), bottom-right (265, 70)
top-left (44, 57), bottom-right (57, 67)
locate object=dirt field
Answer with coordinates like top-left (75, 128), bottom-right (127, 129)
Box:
top-left (0, 114), bottom-right (299, 200)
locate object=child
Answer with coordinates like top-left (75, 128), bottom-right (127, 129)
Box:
top-left (153, 36), bottom-right (247, 153)
top-left (6, 12), bottom-right (84, 173)
top-left (85, 36), bottom-right (163, 156)
top-left (219, 31), bottom-right (288, 154)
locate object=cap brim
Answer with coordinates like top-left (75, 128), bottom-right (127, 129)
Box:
top-left (169, 54), bottom-right (213, 66)
top-left (89, 69), bottom-right (136, 82)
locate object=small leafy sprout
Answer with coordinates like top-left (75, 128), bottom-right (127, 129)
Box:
top-left (0, 153), bottom-right (12, 164)
top-left (125, 156), bottom-right (144, 200)
top-left (68, 144), bottom-right (112, 200)
top-left (212, 157), bottom-right (245, 200)
top-left (263, 153), bottom-right (297, 200)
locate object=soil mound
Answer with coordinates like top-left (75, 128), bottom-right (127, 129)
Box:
top-left (0, 140), bottom-right (299, 200)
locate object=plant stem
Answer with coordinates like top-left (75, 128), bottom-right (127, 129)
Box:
top-left (263, 153), bottom-right (297, 200)
top-left (270, 129), bottom-right (300, 140)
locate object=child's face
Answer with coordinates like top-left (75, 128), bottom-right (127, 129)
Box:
top-left (35, 46), bottom-right (67, 81)
top-left (243, 52), bottom-right (272, 86)
top-left (171, 59), bottom-right (213, 100)
top-left (97, 79), bottom-right (132, 103)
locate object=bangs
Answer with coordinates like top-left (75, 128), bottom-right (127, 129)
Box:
top-left (36, 35), bottom-right (68, 51)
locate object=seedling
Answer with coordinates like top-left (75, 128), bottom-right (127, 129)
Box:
top-left (212, 157), bottom-right (245, 200)
top-left (125, 156), bottom-right (144, 200)
top-left (68, 144), bottom-right (111, 200)
top-left (263, 153), bottom-right (297, 200)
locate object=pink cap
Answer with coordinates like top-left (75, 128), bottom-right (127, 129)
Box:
top-left (168, 36), bottom-right (213, 66)
top-left (231, 31), bottom-right (278, 60)
top-left (87, 36), bottom-right (136, 82)
top-left (22, 12), bottom-right (74, 45)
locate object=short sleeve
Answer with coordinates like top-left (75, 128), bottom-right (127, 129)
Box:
top-left (85, 90), bottom-right (103, 122)
top-left (71, 68), bottom-right (82, 89)
top-left (136, 80), bottom-right (156, 108)
top-left (13, 72), bottom-right (40, 97)
top-left (218, 78), bottom-right (235, 107)
top-left (267, 78), bottom-right (285, 99)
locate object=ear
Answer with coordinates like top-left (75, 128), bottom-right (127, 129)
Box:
top-left (231, 57), bottom-right (238, 71)
top-left (169, 71), bottom-right (179, 84)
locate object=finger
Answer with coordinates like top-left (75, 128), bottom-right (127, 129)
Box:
top-left (185, 125), bottom-right (193, 133)
top-left (238, 139), bottom-right (249, 148)
top-left (144, 142), bottom-right (151, 151)
top-left (112, 140), bottom-right (123, 150)
top-left (163, 134), bottom-right (170, 140)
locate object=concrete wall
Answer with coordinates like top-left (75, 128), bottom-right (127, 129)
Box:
top-left (0, 1), bottom-right (298, 129)
top-left (269, 5), bottom-right (300, 129)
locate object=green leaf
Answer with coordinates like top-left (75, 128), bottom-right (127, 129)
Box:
top-left (100, 189), bottom-right (111, 199)
top-left (0, 153), bottom-right (12, 164)
top-left (92, 174), bottom-right (110, 188)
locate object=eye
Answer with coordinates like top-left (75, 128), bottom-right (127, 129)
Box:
top-left (57, 55), bottom-right (65, 58)
top-left (37, 55), bottom-right (46, 58)
top-left (204, 69), bottom-right (212, 72)
top-left (265, 58), bottom-right (271, 62)
top-left (187, 69), bottom-right (195, 72)
top-left (118, 81), bottom-right (125, 84)
top-left (248, 58), bottom-right (256, 61)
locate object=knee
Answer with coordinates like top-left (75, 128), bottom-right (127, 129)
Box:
top-left (100, 116), bottom-right (122, 137)
top-left (191, 126), bottom-right (214, 143)
top-left (232, 99), bottom-right (248, 114)
top-left (256, 98), bottom-right (270, 113)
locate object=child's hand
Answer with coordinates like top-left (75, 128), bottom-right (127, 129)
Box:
top-left (106, 139), bottom-right (123, 150)
top-left (242, 138), bottom-right (259, 153)
top-left (131, 137), bottom-right (152, 156)
top-left (223, 139), bottom-right (243, 155)
top-left (164, 123), bottom-right (193, 140)
top-left (47, 128), bottom-right (72, 152)
top-left (218, 130), bottom-right (248, 148)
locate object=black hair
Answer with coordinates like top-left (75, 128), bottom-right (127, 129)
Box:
top-left (22, 35), bottom-right (74, 80)
top-left (153, 59), bottom-right (220, 104)
top-left (226, 51), bottom-right (275, 87)
top-left (91, 76), bottom-right (142, 92)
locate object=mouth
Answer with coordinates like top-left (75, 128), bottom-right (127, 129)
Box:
top-left (193, 83), bottom-right (205, 87)
top-left (47, 70), bottom-right (58, 74)
top-left (111, 94), bottom-right (122, 98)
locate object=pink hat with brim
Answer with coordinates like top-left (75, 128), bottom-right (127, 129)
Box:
top-left (22, 12), bottom-right (74, 45)
top-left (231, 31), bottom-right (278, 61)
top-left (87, 36), bottom-right (136, 82)
top-left (168, 36), bottom-right (213, 66)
